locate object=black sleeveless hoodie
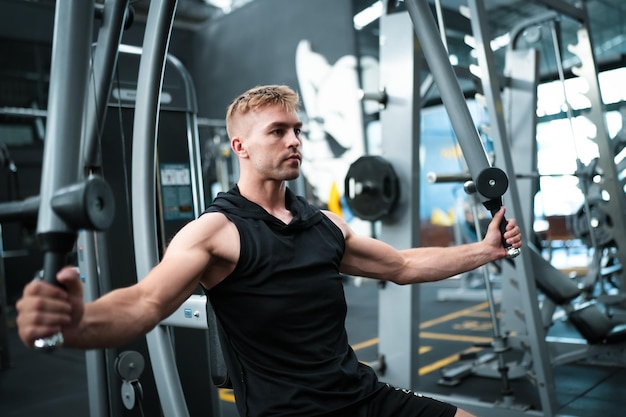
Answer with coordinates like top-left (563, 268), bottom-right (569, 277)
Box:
top-left (203, 186), bottom-right (378, 417)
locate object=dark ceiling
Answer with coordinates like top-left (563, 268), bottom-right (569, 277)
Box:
top-left (135, 0), bottom-right (625, 79)
top-left (11, 0), bottom-right (625, 75)
top-left (3, 0), bottom-right (625, 89)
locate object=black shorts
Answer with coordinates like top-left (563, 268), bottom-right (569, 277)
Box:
top-left (329, 382), bottom-right (457, 417)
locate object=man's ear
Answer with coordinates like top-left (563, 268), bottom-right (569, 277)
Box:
top-left (231, 137), bottom-right (247, 157)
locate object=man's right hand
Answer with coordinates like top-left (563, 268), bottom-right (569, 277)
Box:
top-left (16, 267), bottom-right (84, 348)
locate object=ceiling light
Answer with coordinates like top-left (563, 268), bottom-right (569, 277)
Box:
top-left (354, 1), bottom-right (383, 30)
top-left (204, 0), bottom-right (232, 13)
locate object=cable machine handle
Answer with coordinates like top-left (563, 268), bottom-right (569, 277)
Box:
top-left (465, 167), bottom-right (521, 258)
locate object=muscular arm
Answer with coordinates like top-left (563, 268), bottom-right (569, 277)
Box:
top-left (17, 212), bottom-right (237, 349)
top-left (73, 247), bottom-right (208, 348)
top-left (326, 207), bottom-right (521, 285)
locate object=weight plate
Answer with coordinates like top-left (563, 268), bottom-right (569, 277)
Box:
top-left (572, 203), bottom-right (615, 248)
top-left (344, 156), bottom-right (399, 221)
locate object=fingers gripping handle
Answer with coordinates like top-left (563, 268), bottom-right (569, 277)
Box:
top-left (498, 214), bottom-right (522, 259)
top-left (33, 251), bottom-right (68, 351)
top-left (483, 199), bottom-right (521, 259)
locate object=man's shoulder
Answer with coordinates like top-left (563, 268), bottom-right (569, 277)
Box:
top-left (195, 210), bottom-right (233, 228)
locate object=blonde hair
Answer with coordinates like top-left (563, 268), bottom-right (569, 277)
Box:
top-left (226, 85), bottom-right (300, 138)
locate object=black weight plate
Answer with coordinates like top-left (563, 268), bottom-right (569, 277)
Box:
top-left (344, 156), bottom-right (399, 221)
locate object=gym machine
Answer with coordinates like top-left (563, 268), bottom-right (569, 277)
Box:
top-left (362, 1), bottom-right (626, 416)
top-left (503, 0), bottom-right (626, 362)
top-left (361, 0), bottom-right (570, 416)
top-left (0, 1), bottom-right (222, 416)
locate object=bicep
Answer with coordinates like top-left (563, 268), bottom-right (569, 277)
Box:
top-left (150, 249), bottom-right (211, 317)
top-left (135, 214), bottom-right (234, 320)
top-left (323, 210), bottom-right (405, 282)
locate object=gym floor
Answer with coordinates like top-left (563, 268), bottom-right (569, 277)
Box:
top-left (1, 266), bottom-right (624, 417)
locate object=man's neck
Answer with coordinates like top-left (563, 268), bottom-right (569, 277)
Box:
top-left (237, 181), bottom-right (293, 223)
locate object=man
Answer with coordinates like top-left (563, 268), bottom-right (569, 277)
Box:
top-left (17, 85), bottom-right (522, 417)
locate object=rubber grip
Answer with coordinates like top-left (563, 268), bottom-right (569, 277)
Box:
top-left (42, 251), bottom-right (67, 288)
top-left (496, 213), bottom-right (521, 259)
top-left (482, 198), bottom-right (521, 259)
top-left (33, 251), bottom-right (67, 351)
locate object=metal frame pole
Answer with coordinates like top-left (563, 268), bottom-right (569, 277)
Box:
top-left (130, 1), bottom-right (189, 417)
top-left (34, 0), bottom-right (94, 349)
top-left (78, 2), bottom-right (131, 416)
top-left (377, 11), bottom-right (422, 390)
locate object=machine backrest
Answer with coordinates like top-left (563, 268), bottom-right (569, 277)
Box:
top-left (206, 300), bottom-right (232, 389)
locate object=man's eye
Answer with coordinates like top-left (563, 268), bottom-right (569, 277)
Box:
top-left (294, 128), bottom-right (302, 136)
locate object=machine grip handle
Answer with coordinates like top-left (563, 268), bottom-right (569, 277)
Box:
top-left (485, 205), bottom-right (521, 259)
top-left (470, 168), bottom-right (521, 260)
top-left (41, 251), bottom-right (67, 287)
top-left (33, 252), bottom-right (67, 351)
top-left (498, 214), bottom-right (521, 258)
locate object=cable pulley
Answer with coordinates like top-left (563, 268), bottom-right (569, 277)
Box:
top-left (475, 167), bottom-right (509, 199)
top-left (115, 350), bottom-right (146, 411)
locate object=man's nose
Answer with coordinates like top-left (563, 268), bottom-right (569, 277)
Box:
top-left (287, 131), bottom-right (301, 147)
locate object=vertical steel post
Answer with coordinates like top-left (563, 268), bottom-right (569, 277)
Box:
top-left (34, 0), bottom-right (94, 350)
top-left (377, 11), bottom-right (422, 390)
top-left (36, 0), bottom-right (93, 286)
top-left (78, 1), bottom-right (131, 415)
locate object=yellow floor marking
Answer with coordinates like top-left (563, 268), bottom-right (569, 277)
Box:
top-left (465, 310), bottom-right (498, 318)
top-left (419, 301), bottom-right (489, 329)
top-left (219, 388), bottom-right (235, 402)
top-left (420, 331), bottom-right (493, 344)
top-left (352, 332), bottom-right (491, 348)
top-left (419, 346), bottom-right (483, 376)
top-left (351, 337), bottom-right (379, 350)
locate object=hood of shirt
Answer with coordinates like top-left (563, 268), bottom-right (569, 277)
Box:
top-left (207, 185), bottom-right (322, 230)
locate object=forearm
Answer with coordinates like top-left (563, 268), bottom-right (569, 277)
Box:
top-left (67, 288), bottom-right (161, 349)
top-left (394, 241), bottom-right (496, 285)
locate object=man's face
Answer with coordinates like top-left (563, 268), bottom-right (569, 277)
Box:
top-left (235, 105), bottom-right (303, 181)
